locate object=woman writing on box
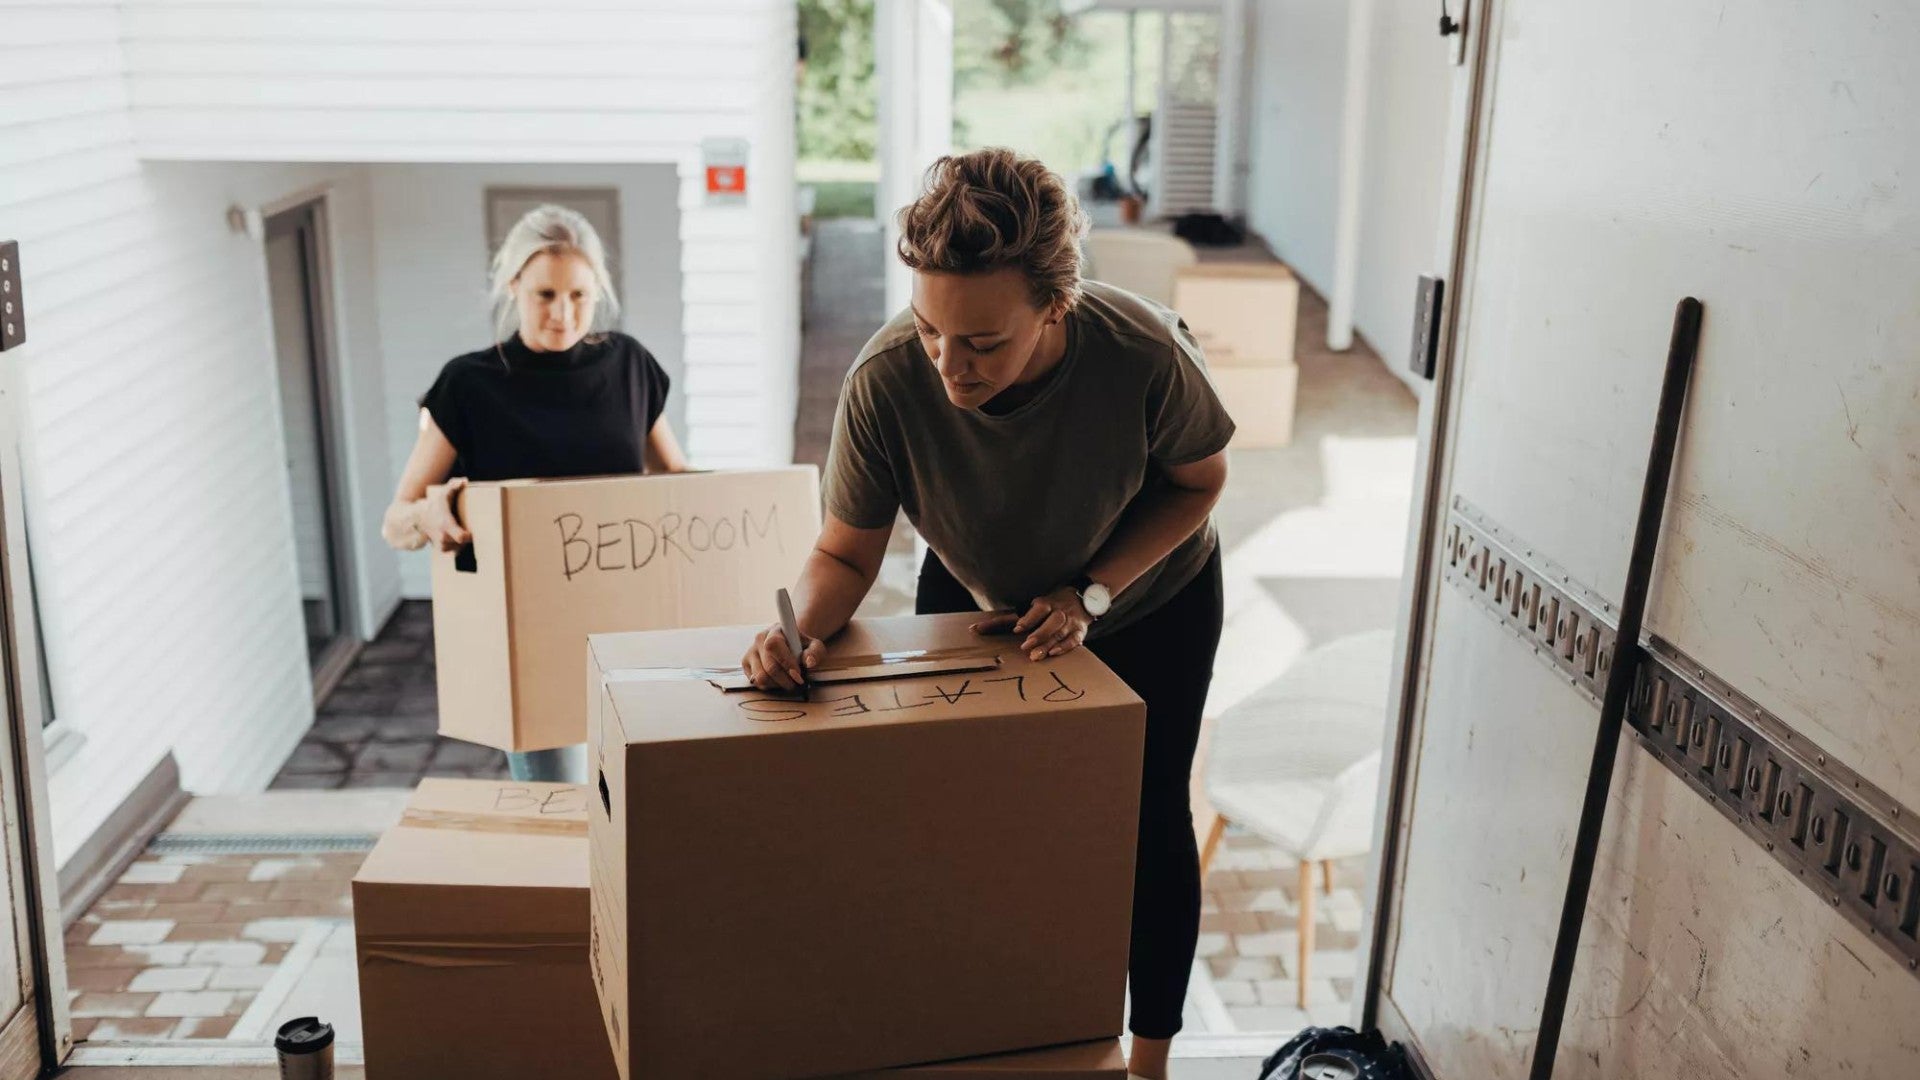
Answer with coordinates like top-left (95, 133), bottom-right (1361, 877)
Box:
top-left (382, 204), bottom-right (689, 783)
top-left (742, 149), bottom-right (1231, 1080)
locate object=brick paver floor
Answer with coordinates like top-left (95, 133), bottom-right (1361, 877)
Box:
top-left (66, 851), bottom-right (360, 1042)
top-left (1203, 833), bottom-right (1367, 1032)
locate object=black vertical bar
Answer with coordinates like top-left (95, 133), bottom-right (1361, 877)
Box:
top-left (1528, 297), bottom-right (1701, 1080)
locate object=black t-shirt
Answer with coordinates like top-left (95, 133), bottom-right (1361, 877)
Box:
top-left (420, 331), bottom-right (670, 482)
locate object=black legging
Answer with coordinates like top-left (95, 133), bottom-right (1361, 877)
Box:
top-left (916, 545), bottom-right (1224, 1040)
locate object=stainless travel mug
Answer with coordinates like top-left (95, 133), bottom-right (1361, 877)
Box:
top-left (275, 1016), bottom-right (334, 1080)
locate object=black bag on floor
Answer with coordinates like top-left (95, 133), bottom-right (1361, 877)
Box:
top-left (1172, 211), bottom-right (1247, 247)
top-left (1258, 1026), bottom-right (1413, 1080)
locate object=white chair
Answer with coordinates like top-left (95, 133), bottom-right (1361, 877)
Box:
top-left (1081, 228), bottom-right (1198, 307)
top-left (1203, 629), bottom-right (1394, 1007)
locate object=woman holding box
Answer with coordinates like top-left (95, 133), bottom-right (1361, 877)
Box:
top-left (383, 204), bottom-right (688, 783)
top-left (742, 149), bottom-right (1231, 1080)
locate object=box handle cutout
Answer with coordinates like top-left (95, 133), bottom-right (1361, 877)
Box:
top-left (446, 486), bottom-right (476, 572)
top-left (598, 771), bottom-right (612, 819)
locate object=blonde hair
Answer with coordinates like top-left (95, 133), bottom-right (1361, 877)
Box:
top-left (488, 204), bottom-right (620, 341)
top-left (895, 148), bottom-right (1091, 312)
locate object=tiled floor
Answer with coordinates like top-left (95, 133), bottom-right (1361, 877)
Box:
top-left (793, 218), bottom-right (886, 470)
top-left (1202, 836), bottom-right (1368, 1032)
top-left (268, 603), bottom-right (508, 790)
top-left (795, 218), bottom-right (924, 614)
top-left (73, 217), bottom-right (1415, 1048)
top-left (65, 851), bottom-right (360, 1042)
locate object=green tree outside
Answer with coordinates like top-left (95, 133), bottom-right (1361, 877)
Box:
top-left (797, 0), bottom-right (1160, 216)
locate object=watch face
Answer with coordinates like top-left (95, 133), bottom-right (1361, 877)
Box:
top-left (1082, 583), bottom-right (1113, 616)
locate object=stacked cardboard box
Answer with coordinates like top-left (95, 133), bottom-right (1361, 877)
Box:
top-left (354, 779), bottom-right (1126, 1079)
top-left (353, 779), bottom-right (618, 1080)
top-left (585, 613), bottom-right (1147, 1079)
top-left (429, 467), bottom-right (820, 750)
top-left (1173, 262), bottom-right (1302, 448)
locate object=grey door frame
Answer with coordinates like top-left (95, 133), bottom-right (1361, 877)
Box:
top-left (264, 199), bottom-right (361, 703)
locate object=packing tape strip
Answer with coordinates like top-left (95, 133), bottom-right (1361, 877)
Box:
top-left (822, 644), bottom-right (1007, 668)
top-left (601, 666), bottom-right (735, 683)
top-left (359, 933), bottom-right (589, 970)
top-left (399, 808), bottom-right (588, 838)
top-left (603, 646), bottom-right (1007, 694)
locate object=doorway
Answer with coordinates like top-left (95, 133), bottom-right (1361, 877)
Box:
top-left (263, 203), bottom-right (357, 701)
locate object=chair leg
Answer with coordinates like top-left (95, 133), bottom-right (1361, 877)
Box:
top-left (1322, 859), bottom-right (1334, 896)
top-left (1198, 814), bottom-right (1228, 877)
top-left (1297, 859), bottom-right (1315, 1009)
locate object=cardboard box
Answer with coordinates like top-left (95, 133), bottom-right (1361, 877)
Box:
top-left (839, 1040), bottom-right (1127, 1079)
top-left (432, 467), bottom-right (820, 751)
top-left (1214, 363), bottom-right (1299, 448)
top-left (352, 779), bottom-right (618, 1080)
top-left (1173, 262), bottom-right (1300, 367)
top-left (585, 614), bottom-right (1146, 1080)
top-left (356, 779), bottom-right (1116, 1080)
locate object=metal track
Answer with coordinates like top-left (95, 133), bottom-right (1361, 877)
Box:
top-left (1444, 497), bottom-right (1920, 976)
top-left (146, 833), bottom-right (378, 856)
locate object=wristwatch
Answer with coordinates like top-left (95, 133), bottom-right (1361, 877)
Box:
top-left (1072, 574), bottom-right (1113, 619)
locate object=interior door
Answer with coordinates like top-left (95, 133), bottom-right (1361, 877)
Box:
top-left (265, 204), bottom-right (355, 692)
top-left (1372, 1), bottom-right (1920, 1077)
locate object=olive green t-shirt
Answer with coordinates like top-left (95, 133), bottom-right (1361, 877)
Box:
top-left (825, 281), bottom-right (1236, 640)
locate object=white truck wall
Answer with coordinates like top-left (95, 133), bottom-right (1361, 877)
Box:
top-left (1381, 2), bottom-right (1920, 1077)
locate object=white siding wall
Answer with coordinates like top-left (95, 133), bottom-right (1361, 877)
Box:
top-left (1246, 0), bottom-right (1349, 296)
top-left (365, 163), bottom-right (687, 597)
top-left (121, 0), bottom-right (801, 469)
top-left (1245, 0), bottom-right (1451, 390)
top-left (3, 5), bottom-right (399, 864)
top-left (682, 18), bottom-right (801, 469)
top-left (1349, 4), bottom-right (1452, 390)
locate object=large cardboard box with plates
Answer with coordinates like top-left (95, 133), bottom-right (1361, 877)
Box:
top-left (584, 614), bottom-right (1146, 1080)
top-left (352, 778), bottom-right (618, 1080)
top-left (430, 467), bottom-right (819, 751)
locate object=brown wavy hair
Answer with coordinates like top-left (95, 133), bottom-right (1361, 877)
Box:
top-left (895, 148), bottom-right (1091, 311)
